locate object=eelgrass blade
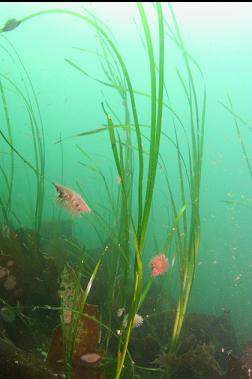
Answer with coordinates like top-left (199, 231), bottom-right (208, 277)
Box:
top-left (0, 71), bottom-right (45, 231)
top-left (65, 58), bottom-right (117, 89)
top-left (0, 80), bottom-right (14, 220)
top-left (165, 3), bottom-right (206, 357)
top-left (61, 253), bottom-right (104, 379)
top-left (137, 2), bottom-right (165, 251)
top-left (56, 124), bottom-right (133, 143)
top-left (1, 8), bottom-right (144, 233)
top-left (3, 35), bottom-right (46, 232)
top-left (0, 128), bottom-right (37, 174)
top-left (222, 96), bottom-right (252, 181)
top-left (138, 203), bottom-right (186, 312)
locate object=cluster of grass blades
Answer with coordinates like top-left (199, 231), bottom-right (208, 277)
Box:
top-left (222, 97), bottom-right (252, 205)
top-left (79, 10), bottom-right (135, 329)
top-left (0, 3), bottom-right (207, 378)
top-left (0, 35), bottom-right (46, 233)
top-left (60, 250), bottom-right (104, 379)
top-left (163, 4), bottom-right (206, 361)
top-left (0, 77), bottom-right (14, 224)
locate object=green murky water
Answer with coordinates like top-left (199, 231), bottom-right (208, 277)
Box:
top-left (0, 3), bottom-right (252, 379)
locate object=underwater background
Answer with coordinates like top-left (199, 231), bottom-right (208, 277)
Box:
top-left (0, 2), bottom-right (252, 379)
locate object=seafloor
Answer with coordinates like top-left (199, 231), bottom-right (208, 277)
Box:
top-left (0, 223), bottom-right (251, 379)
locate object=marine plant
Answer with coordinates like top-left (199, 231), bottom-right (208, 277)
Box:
top-left (222, 97), bottom-right (252, 187)
top-left (59, 256), bottom-right (103, 379)
top-left (0, 3), bottom-right (206, 378)
top-left (67, 19), bottom-right (135, 339)
top-left (165, 4), bottom-right (206, 357)
top-left (0, 36), bottom-right (46, 233)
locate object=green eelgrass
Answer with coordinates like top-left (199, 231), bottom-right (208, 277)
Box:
top-left (76, 145), bottom-right (132, 355)
top-left (163, 4), bottom-right (206, 357)
top-left (0, 4), bottom-right (204, 378)
top-left (0, 75), bottom-right (45, 231)
top-left (0, 41), bottom-right (15, 223)
top-left (221, 98), bottom-right (252, 214)
top-left (137, 203), bottom-right (187, 312)
top-left (76, 125), bottom-right (189, 349)
top-left (66, 8), bottom-right (137, 370)
top-left (0, 79), bottom-right (14, 221)
top-left (74, 20), bottom-right (134, 300)
top-left (0, 37), bottom-right (45, 232)
top-left (222, 96), bottom-right (252, 181)
top-left (61, 251), bottom-right (103, 379)
top-left (2, 8), bottom-right (145, 236)
top-left (5, 35), bottom-right (46, 233)
top-left (78, 170), bottom-right (131, 351)
top-left (64, 4), bottom-right (165, 375)
top-left (110, 5), bottom-right (165, 377)
top-left (81, 10), bottom-right (134, 271)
